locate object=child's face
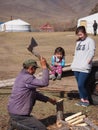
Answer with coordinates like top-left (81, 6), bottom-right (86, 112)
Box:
top-left (55, 52), bottom-right (62, 59)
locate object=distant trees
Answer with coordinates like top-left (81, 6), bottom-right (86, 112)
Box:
top-left (89, 3), bottom-right (98, 15)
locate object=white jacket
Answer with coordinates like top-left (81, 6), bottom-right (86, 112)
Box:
top-left (71, 37), bottom-right (96, 73)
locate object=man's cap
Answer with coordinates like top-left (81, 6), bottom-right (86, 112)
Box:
top-left (23, 59), bottom-right (39, 68)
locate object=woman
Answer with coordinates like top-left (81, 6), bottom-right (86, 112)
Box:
top-left (71, 26), bottom-right (96, 107)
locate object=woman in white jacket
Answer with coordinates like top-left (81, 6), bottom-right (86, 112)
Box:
top-left (71, 26), bottom-right (96, 107)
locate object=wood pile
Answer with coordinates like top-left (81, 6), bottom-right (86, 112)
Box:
top-left (56, 111), bottom-right (98, 130)
top-left (65, 112), bottom-right (86, 127)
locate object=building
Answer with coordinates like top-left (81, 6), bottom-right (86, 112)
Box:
top-left (40, 23), bottom-right (54, 32)
top-left (0, 19), bottom-right (31, 32)
top-left (77, 13), bottom-right (98, 34)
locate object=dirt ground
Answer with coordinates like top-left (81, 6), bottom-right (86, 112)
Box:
top-left (0, 32), bottom-right (98, 130)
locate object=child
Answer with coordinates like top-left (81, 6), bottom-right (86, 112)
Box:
top-left (50, 47), bottom-right (65, 80)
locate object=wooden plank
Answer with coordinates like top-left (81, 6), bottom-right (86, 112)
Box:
top-left (0, 72), bottom-right (44, 88)
top-left (0, 65), bottom-right (71, 88)
top-left (0, 78), bottom-right (15, 88)
top-left (63, 66), bottom-right (71, 72)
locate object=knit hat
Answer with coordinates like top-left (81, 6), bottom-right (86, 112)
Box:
top-left (23, 59), bottom-right (39, 68)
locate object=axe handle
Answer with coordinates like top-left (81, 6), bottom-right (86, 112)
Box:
top-left (32, 50), bottom-right (41, 60)
top-left (32, 50), bottom-right (52, 71)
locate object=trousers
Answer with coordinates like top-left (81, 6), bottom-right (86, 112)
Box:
top-left (74, 71), bottom-right (89, 99)
top-left (50, 65), bottom-right (62, 75)
top-left (7, 113), bottom-right (47, 130)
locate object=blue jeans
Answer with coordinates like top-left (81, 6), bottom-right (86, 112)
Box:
top-left (74, 71), bottom-right (90, 100)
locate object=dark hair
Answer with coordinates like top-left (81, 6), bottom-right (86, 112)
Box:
top-left (54, 47), bottom-right (65, 57)
top-left (75, 26), bottom-right (87, 35)
top-left (23, 63), bottom-right (29, 69)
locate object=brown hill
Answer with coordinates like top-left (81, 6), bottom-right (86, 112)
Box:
top-left (0, 0), bottom-right (98, 29)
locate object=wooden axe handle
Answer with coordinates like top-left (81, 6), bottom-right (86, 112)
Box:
top-left (31, 50), bottom-right (52, 71)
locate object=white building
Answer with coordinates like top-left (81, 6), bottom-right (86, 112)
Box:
top-left (77, 13), bottom-right (98, 34)
top-left (0, 19), bottom-right (31, 32)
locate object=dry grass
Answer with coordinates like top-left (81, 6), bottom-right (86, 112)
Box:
top-left (0, 32), bottom-right (98, 130)
top-left (0, 31), bottom-right (98, 80)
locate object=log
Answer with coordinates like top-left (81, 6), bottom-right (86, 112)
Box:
top-left (72, 126), bottom-right (91, 130)
top-left (71, 118), bottom-right (84, 126)
top-left (84, 118), bottom-right (98, 130)
top-left (67, 115), bottom-right (86, 124)
top-left (76, 123), bottom-right (88, 127)
top-left (65, 112), bottom-right (82, 121)
top-left (56, 99), bottom-right (64, 128)
top-left (56, 99), bottom-right (64, 110)
top-left (0, 78), bottom-right (15, 88)
top-left (56, 120), bottom-right (68, 128)
top-left (0, 72), bottom-right (42, 88)
top-left (62, 66), bottom-right (71, 72)
top-left (56, 120), bottom-right (72, 130)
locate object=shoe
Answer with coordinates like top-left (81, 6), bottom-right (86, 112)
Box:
top-left (57, 74), bottom-right (61, 80)
top-left (81, 102), bottom-right (90, 107)
top-left (49, 74), bottom-right (56, 80)
top-left (75, 101), bottom-right (89, 107)
top-left (75, 102), bottom-right (83, 106)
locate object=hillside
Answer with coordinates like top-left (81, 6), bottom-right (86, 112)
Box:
top-left (0, 0), bottom-right (98, 28)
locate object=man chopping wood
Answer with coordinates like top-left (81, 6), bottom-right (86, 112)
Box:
top-left (7, 57), bottom-right (56, 130)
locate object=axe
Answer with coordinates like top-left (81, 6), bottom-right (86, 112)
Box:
top-left (27, 37), bottom-right (52, 70)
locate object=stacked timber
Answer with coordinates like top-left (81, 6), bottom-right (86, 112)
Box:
top-left (65, 112), bottom-right (87, 127)
top-left (56, 112), bottom-right (98, 130)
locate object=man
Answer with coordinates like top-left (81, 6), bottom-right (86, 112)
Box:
top-left (7, 57), bottom-right (56, 130)
top-left (93, 20), bottom-right (98, 36)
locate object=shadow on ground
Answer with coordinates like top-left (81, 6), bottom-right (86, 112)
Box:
top-left (40, 112), bottom-right (77, 128)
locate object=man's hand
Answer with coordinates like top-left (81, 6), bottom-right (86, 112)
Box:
top-left (48, 98), bottom-right (57, 105)
top-left (40, 57), bottom-right (47, 69)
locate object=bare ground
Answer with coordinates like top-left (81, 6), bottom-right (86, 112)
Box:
top-left (0, 32), bottom-right (98, 130)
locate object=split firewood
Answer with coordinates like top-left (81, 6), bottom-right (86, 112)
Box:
top-left (67, 115), bottom-right (86, 124)
top-left (65, 112), bottom-right (82, 121)
top-left (76, 123), bottom-right (88, 127)
top-left (71, 118), bottom-right (84, 126)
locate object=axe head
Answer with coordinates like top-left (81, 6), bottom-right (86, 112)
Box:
top-left (27, 37), bottom-right (38, 53)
